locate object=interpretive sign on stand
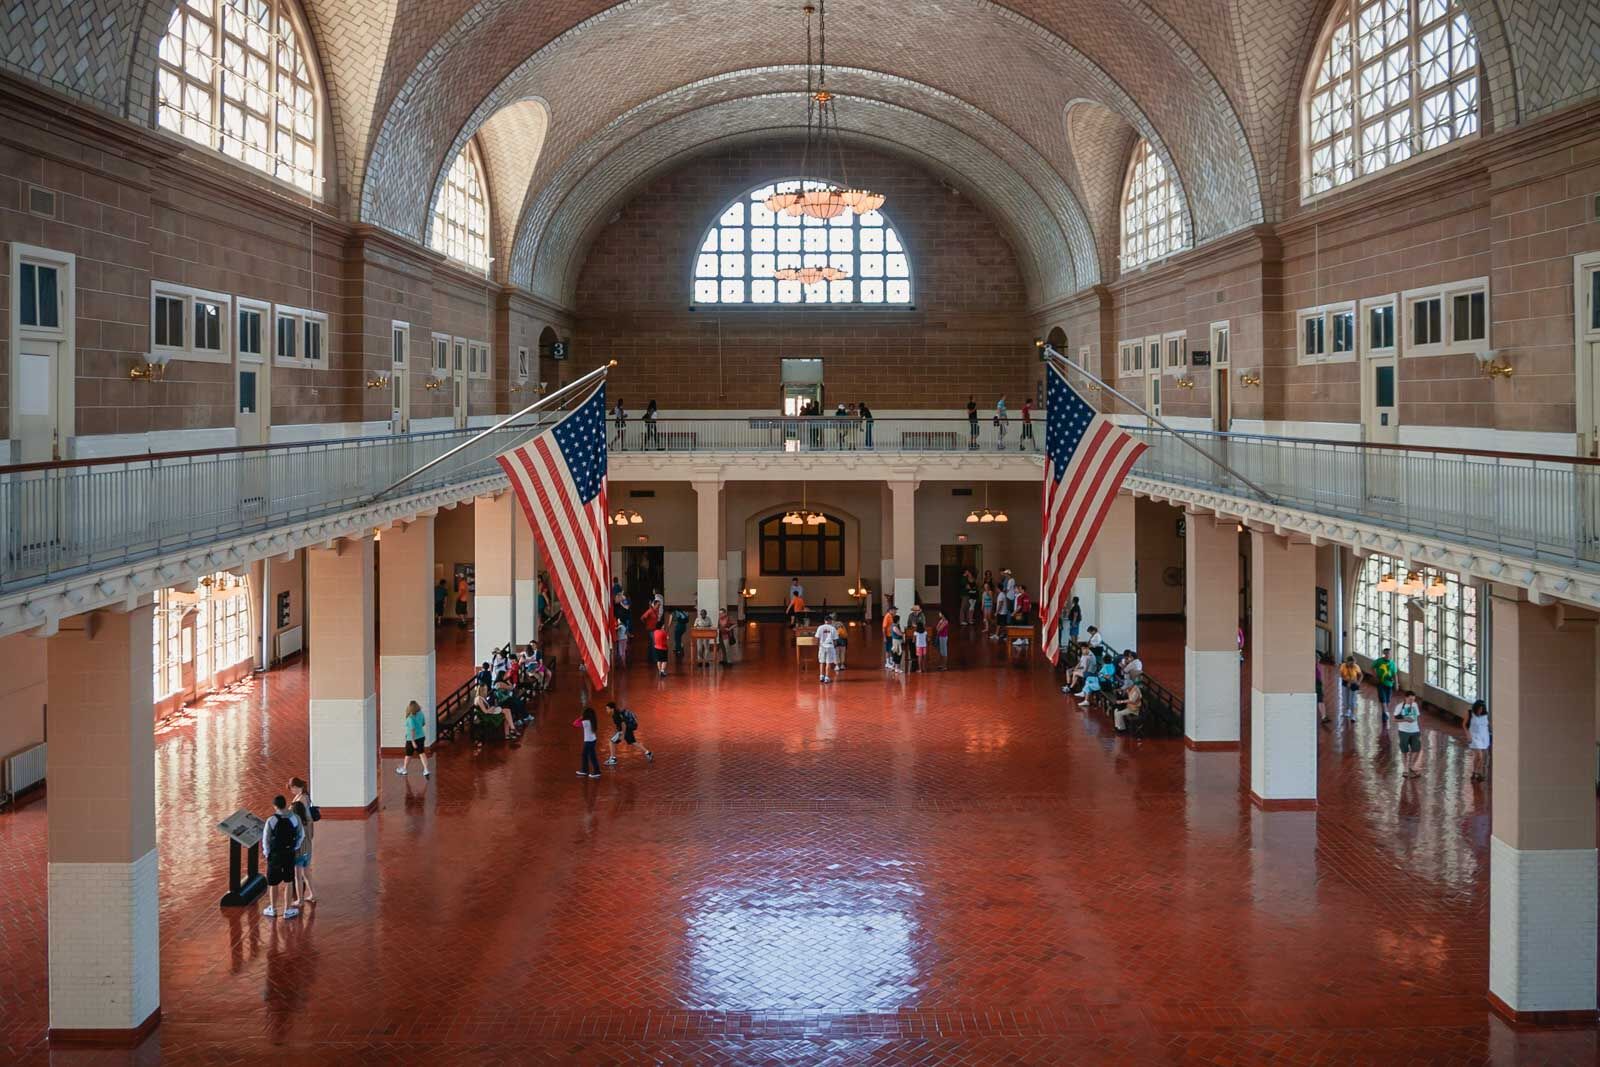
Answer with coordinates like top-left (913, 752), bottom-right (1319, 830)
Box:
top-left (217, 808), bottom-right (267, 907)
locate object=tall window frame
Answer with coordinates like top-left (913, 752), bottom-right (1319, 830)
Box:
top-left (1352, 553), bottom-right (1480, 702)
top-left (691, 179), bottom-right (913, 307)
top-left (430, 140), bottom-right (492, 273)
top-left (758, 512), bottom-right (846, 576)
top-left (1120, 139), bottom-right (1186, 271)
top-left (156, 0), bottom-right (324, 195)
top-left (1303, 0), bottom-right (1480, 200)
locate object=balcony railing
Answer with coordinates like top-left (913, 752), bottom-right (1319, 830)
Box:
top-left (0, 414), bottom-right (1594, 596)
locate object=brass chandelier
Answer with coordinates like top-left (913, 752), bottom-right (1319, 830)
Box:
top-left (765, 0), bottom-right (885, 287)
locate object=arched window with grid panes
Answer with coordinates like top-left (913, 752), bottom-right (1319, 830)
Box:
top-left (430, 140), bottom-right (491, 273)
top-left (1303, 0), bottom-right (1479, 199)
top-left (1119, 139), bottom-right (1186, 271)
top-left (156, 0), bottom-right (324, 194)
top-left (691, 179), bottom-right (913, 306)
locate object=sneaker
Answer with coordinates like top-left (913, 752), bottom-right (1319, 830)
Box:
top-left (588, 773), bottom-right (601, 779)
top-left (284, 907), bottom-right (300, 918)
top-left (395, 767), bottom-right (407, 775)
top-left (263, 905), bottom-right (278, 917)
top-left (605, 757), bottom-right (618, 765)
top-left (422, 768), bottom-right (431, 777)
top-left (577, 770), bottom-right (589, 777)
top-left (645, 751), bottom-right (653, 761)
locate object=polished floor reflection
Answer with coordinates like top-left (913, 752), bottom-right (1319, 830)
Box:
top-left (1, 618), bottom-right (1595, 1064)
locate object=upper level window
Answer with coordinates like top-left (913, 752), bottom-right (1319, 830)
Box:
top-left (157, 0), bottom-right (323, 195)
top-left (1120, 139), bottom-right (1186, 271)
top-left (430, 141), bottom-right (490, 273)
top-left (692, 180), bottom-right (912, 306)
top-left (1304, 0), bottom-right (1479, 198)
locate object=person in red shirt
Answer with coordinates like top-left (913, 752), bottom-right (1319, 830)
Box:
top-left (1020, 398), bottom-right (1035, 450)
top-left (651, 623), bottom-right (670, 677)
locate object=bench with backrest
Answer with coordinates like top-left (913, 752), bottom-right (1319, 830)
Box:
top-left (1065, 639), bottom-right (1184, 739)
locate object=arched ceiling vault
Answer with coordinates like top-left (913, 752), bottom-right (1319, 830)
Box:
top-left (525, 95), bottom-right (1079, 308)
top-left (473, 97), bottom-right (550, 267)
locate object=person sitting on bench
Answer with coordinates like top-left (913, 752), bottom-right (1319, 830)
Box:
top-left (1113, 681), bottom-right (1144, 733)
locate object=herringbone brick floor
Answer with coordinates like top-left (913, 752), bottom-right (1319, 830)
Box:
top-left (0, 617), bottom-right (1595, 1064)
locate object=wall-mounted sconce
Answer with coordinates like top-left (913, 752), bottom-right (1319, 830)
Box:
top-left (129, 360), bottom-right (165, 381)
top-left (365, 375), bottom-right (391, 390)
top-left (1483, 361), bottom-right (1514, 379)
top-left (1237, 370), bottom-right (1262, 388)
top-left (424, 378), bottom-right (443, 391)
top-left (1175, 376), bottom-right (1196, 390)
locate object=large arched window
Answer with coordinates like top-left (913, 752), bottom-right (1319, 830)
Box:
top-left (1120, 139), bottom-right (1185, 271)
top-left (157, 0), bottom-right (323, 194)
top-left (1304, 0), bottom-right (1479, 198)
top-left (1352, 553), bottom-right (1480, 702)
top-left (693, 180), bottom-right (912, 306)
top-left (431, 141), bottom-right (491, 273)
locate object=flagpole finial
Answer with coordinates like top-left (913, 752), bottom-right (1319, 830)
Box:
top-left (608, 359), bottom-right (618, 368)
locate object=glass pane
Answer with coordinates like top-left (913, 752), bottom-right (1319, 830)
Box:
top-left (20, 263), bottom-right (37, 327)
top-left (1592, 269), bottom-right (1600, 331)
top-left (195, 300), bottom-right (220, 350)
top-left (238, 369), bottom-right (256, 413)
top-left (1375, 364), bottom-right (1395, 407)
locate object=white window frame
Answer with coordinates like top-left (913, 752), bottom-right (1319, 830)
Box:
top-left (14, 248), bottom-right (69, 339)
top-left (1118, 339), bottom-right (1143, 377)
top-left (1209, 320), bottom-right (1230, 366)
top-left (468, 340), bottom-right (491, 381)
top-left (1402, 277), bottom-right (1488, 357)
top-left (1144, 335), bottom-right (1162, 376)
top-left (150, 282), bottom-right (231, 364)
top-left (452, 337), bottom-right (467, 376)
top-left (1162, 330), bottom-right (1188, 373)
top-left (273, 304), bottom-right (328, 369)
top-left (1297, 300), bottom-right (1358, 364)
top-left (391, 320), bottom-right (409, 367)
top-left (431, 332), bottom-right (450, 377)
top-left (516, 346), bottom-right (530, 381)
top-left (1359, 294), bottom-right (1399, 357)
top-left (236, 297), bottom-right (270, 364)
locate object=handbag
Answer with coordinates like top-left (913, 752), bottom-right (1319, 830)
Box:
top-left (309, 805), bottom-right (322, 822)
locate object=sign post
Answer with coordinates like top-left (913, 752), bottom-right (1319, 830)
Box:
top-left (217, 808), bottom-right (267, 907)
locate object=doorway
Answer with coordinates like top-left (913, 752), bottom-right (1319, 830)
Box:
top-left (1578, 253), bottom-right (1600, 457)
top-left (1209, 321), bottom-right (1231, 432)
top-left (9, 245), bottom-right (75, 462)
top-left (452, 337), bottom-right (468, 429)
top-left (622, 546), bottom-right (665, 620)
top-left (391, 321), bottom-right (412, 434)
top-left (1146, 366), bottom-right (1163, 423)
top-left (939, 544), bottom-right (981, 614)
top-left (781, 357), bottom-right (824, 414)
top-left (236, 299), bottom-right (270, 447)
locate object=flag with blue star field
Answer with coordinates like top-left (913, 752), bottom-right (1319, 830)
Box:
top-left (498, 383), bottom-right (613, 690)
top-left (1038, 362), bottom-right (1147, 664)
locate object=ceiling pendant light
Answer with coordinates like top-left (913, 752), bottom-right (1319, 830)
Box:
top-left (1399, 570), bottom-right (1426, 596)
top-left (967, 483), bottom-right (1006, 525)
top-left (1375, 570), bottom-right (1399, 593)
top-left (1425, 574), bottom-right (1448, 598)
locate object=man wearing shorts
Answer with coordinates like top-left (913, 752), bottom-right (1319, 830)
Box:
top-left (261, 795), bottom-right (304, 919)
top-left (816, 615), bottom-right (839, 684)
top-left (605, 702), bottom-right (653, 765)
top-left (1395, 690), bottom-right (1424, 777)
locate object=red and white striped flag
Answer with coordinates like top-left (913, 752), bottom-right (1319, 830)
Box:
top-left (1038, 363), bottom-right (1147, 663)
top-left (497, 384), bottom-right (613, 690)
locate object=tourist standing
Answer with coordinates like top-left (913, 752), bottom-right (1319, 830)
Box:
top-left (612, 398), bottom-right (628, 449)
top-left (671, 606), bottom-right (689, 661)
top-left (575, 706), bottom-right (601, 778)
top-left (454, 573), bottom-right (471, 629)
top-left (1020, 397), bottom-right (1035, 450)
top-left (994, 395), bottom-right (1010, 450)
top-left (816, 615), bottom-right (839, 684)
top-left (1066, 596), bottom-right (1083, 642)
top-left (1465, 699), bottom-right (1490, 781)
top-left (643, 398), bottom-right (660, 449)
top-left (934, 611), bottom-right (950, 670)
top-left (287, 777), bottom-right (316, 907)
top-left (913, 622), bottom-right (929, 673)
top-left (261, 795), bottom-right (303, 919)
top-left (981, 580), bottom-right (995, 634)
top-left (961, 569), bottom-right (978, 625)
top-left (434, 578), bottom-right (447, 625)
top-left (717, 607), bottom-right (736, 666)
top-left (1338, 654), bottom-right (1362, 721)
top-left (859, 400), bottom-right (874, 449)
top-left (398, 699), bottom-right (430, 777)
top-left (966, 397), bottom-right (980, 449)
top-left (1395, 691), bottom-right (1424, 777)
top-left (651, 622), bottom-right (670, 678)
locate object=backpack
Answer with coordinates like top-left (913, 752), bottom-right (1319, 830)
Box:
top-left (622, 709), bottom-right (638, 729)
top-left (270, 812), bottom-right (298, 853)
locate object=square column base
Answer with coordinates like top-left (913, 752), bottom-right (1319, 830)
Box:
top-left (473, 594), bottom-right (512, 665)
top-left (379, 651), bottom-right (436, 749)
top-left (1098, 592), bottom-right (1136, 651)
top-left (1184, 648), bottom-right (1241, 745)
top-left (1489, 836), bottom-right (1598, 1018)
top-left (1249, 687), bottom-right (1317, 805)
top-left (48, 849), bottom-right (160, 1036)
top-left (310, 694), bottom-right (377, 812)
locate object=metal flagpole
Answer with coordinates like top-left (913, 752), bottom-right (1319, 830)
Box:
top-left (370, 359), bottom-right (616, 503)
top-left (1040, 344), bottom-right (1276, 504)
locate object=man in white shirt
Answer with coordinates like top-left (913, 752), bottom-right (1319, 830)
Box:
top-left (1086, 626), bottom-right (1103, 650)
top-left (815, 616), bottom-right (839, 684)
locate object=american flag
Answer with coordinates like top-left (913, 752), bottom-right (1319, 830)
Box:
top-left (1038, 363), bottom-right (1147, 664)
top-left (497, 384), bottom-right (612, 690)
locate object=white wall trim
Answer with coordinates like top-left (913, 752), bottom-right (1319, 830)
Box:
top-left (71, 427), bottom-right (237, 459)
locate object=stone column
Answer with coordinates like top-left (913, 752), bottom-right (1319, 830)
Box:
top-left (513, 506), bottom-right (536, 645)
top-left (379, 515), bottom-right (436, 753)
top-left (46, 602), bottom-right (160, 1041)
top-left (1071, 536), bottom-right (1098, 631)
top-left (1184, 513), bottom-right (1240, 748)
top-left (1487, 591), bottom-right (1597, 1022)
top-left (693, 478), bottom-right (722, 615)
top-left (1096, 493), bottom-right (1136, 649)
top-left (1248, 530), bottom-right (1317, 808)
top-left (308, 537), bottom-right (378, 815)
top-left (888, 478), bottom-right (917, 613)
top-left (473, 492), bottom-right (513, 664)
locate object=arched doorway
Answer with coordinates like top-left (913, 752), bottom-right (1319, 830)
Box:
top-left (537, 325), bottom-right (560, 391)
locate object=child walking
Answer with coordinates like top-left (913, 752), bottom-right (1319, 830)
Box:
top-left (398, 699), bottom-right (431, 777)
top-left (1464, 699), bottom-right (1490, 781)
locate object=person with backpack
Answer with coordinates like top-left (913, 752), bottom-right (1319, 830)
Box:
top-left (671, 606), bottom-right (690, 662)
top-left (1372, 648), bottom-right (1398, 722)
top-left (605, 702), bottom-right (653, 765)
top-left (261, 794), bottom-right (304, 919)
top-left (287, 777), bottom-right (317, 907)
top-left (398, 699), bottom-right (430, 778)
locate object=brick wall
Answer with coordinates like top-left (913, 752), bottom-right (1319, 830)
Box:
top-left (567, 142), bottom-right (1034, 409)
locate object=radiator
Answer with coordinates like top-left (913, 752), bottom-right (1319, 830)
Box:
top-left (276, 625), bottom-right (304, 660)
top-left (3, 742), bottom-right (47, 799)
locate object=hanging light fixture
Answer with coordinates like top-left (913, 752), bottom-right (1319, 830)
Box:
top-left (608, 508), bottom-right (644, 526)
top-left (788, 483), bottom-right (826, 525)
top-left (766, 1), bottom-right (884, 231)
top-left (1376, 570), bottom-right (1399, 593)
top-left (1399, 570), bottom-right (1426, 596)
top-left (966, 484), bottom-right (1008, 525)
top-left (1425, 574), bottom-right (1448, 599)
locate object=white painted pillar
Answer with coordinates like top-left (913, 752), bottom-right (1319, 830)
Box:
top-left (308, 537), bottom-right (378, 814)
top-left (513, 505), bottom-right (536, 645)
top-left (889, 478), bottom-right (917, 613)
top-left (693, 478), bottom-right (722, 616)
top-left (1095, 493), bottom-right (1136, 649)
top-left (473, 492), bottom-right (513, 665)
top-left (45, 602), bottom-right (160, 1040)
top-left (1248, 530), bottom-right (1317, 808)
top-left (1487, 590), bottom-right (1597, 1022)
top-left (379, 515), bottom-right (437, 751)
top-left (1184, 513), bottom-right (1240, 747)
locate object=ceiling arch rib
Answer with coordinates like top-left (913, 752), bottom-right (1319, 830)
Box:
top-left (470, 97), bottom-right (551, 267)
top-left (504, 67), bottom-right (1101, 299)
top-left (524, 95), bottom-right (1077, 309)
top-left (359, 0), bottom-right (1262, 256)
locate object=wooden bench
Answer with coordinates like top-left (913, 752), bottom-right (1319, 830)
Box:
top-left (1006, 624), bottom-right (1034, 665)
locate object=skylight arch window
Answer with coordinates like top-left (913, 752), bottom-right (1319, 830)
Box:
top-left (156, 0), bottom-right (323, 194)
top-left (430, 140), bottom-right (491, 273)
top-left (1119, 139), bottom-right (1185, 271)
top-left (692, 180), bottom-right (912, 306)
top-left (1304, 0), bottom-right (1479, 198)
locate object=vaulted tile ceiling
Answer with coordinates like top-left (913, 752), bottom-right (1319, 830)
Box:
top-left (4, 0), bottom-right (1594, 307)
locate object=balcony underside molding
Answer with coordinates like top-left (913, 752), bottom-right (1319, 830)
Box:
top-left (608, 452), bottom-right (1043, 481)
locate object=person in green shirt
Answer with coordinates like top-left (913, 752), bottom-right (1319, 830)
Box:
top-left (1372, 648), bottom-right (1397, 722)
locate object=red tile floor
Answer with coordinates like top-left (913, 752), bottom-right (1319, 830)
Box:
top-left (1, 616), bottom-right (1596, 1064)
